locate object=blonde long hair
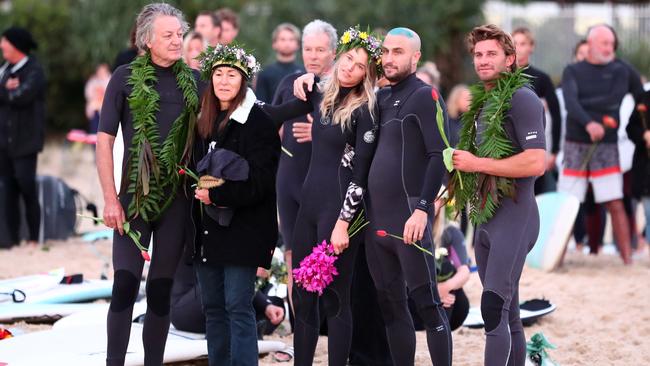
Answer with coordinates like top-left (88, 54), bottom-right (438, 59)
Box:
top-left (319, 49), bottom-right (378, 132)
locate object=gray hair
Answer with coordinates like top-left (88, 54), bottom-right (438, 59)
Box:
top-left (302, 20), bottom-right (337, 52)
top-left (135, 3), bottom-right (189, 52)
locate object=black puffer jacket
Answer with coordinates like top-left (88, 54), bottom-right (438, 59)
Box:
top-left (0, 57), bottom-right (46, 157)
top-left (191, 101), bottom-right (280, 269)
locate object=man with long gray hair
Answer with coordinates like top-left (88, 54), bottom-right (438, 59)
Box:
top-left (96, 3), bottom-right (202, 365)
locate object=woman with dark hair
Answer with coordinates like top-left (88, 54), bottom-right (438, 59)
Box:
top-left (261, 26), bottom-right (383, 366)
top-left (191, 44), bottom-right (280, 366)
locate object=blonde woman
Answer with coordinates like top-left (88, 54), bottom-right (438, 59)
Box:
top-left (262, 26), bottom-right (381, 366)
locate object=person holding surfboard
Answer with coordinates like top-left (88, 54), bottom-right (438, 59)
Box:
top-left (450, 24), bottom-right (546, 366)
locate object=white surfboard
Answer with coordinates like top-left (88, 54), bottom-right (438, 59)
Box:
top-left (526, 192), bottom-right (580, 272)
top-left (0, 303), bottom-right (107, 323)
top-left (0, 268), bottom-right (65, 304)
top-left (463, 300), bottom-right (557, 328)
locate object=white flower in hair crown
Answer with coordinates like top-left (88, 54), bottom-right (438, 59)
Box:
top-left (338, 25), bottom-right (383, 74)
top-left (198, 43), bottom-right (261, 80)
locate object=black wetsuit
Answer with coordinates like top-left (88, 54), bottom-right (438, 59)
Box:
top-left (366, 73), bottom-right (452, 365)
top-left (410, 225), bottom-right (471, 332)
top-left (262, 85), bottom-right (377, 366)
top-left (525, 65), bottom-right (561, 194)
top-left (273, 72), bottom-right (314, 252)
top-left (255, 61), bottom-right (304, 103)
top-left (99, 62), bottom-right (203, 366)
top-left (474, 87), bottom-right (545, 366)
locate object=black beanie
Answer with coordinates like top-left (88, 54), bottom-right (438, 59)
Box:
top-left (2, 27), bottom-right (37, 55)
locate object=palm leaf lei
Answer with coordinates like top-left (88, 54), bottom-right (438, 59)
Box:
top-left (447, 67), bottom-right (530, 225)
top-left (125, 52), bottom-right (199, 222)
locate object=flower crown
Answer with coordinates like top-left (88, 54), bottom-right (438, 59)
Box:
top-left (337, 25), bottom-right (383, 74)
top-left (197, 43), bottom-right (261, 80)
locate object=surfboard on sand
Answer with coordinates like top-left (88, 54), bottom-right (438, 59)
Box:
top-left (0, 303), bottom-right (108, 323)
top-left (0, 268), bottom-right (65, 304)
top-left (463, 299), bottom-right (556, 329)
top-left (526, 192), bottom-right (580, 272)
top-left (22, 280), bottom-right (113, 304)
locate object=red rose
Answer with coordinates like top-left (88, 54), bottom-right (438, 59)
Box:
top-left (141, 251), bottom-right (151, 261)
top-left (637, 104), bottom-right (648, 113)
top-left (376, 230), bottom-right (388, 237)
top-left (431, 88), bottom-right (439, 102)
top-left (178, 168), bottom-right (186, 175)
top-left (602, 115), bottom-right (618, 129)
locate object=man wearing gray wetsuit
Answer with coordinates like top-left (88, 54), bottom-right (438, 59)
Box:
top-left (453, 25), bottom-right (546, 366)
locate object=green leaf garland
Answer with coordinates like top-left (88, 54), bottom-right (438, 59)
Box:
top-left (448, 68), bottom-right (531, 225)
top-left (125, 53), bottom-right (199, 222)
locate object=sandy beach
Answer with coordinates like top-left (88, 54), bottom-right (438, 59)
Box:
top-left (1, 141), bottom-right (649, 365)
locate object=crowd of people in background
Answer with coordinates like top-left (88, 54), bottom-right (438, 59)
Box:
top-left (1, 2), bottom-right (649, 366)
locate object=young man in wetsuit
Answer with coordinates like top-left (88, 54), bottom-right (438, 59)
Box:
top-left (512, 27), bottom-right (561, 194)
top-left (452, 24), bottom-right (546, 366)
top-left (365, 27), bottom-right (452, 366)
top-left (255, 23), bottom-right (303, 104)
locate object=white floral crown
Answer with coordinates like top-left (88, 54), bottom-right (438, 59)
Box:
top-left (198, 43), bottom-right (261, 80)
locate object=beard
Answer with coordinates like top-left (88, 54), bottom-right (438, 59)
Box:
top-left (384, 66), bottom-right (412, 83)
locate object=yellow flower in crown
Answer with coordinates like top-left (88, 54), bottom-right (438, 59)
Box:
top-left (341, 31), bottom-right (351, 44)
top-left (360, 32), bottom-right (368, 40)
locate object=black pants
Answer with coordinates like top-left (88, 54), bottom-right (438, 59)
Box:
top-left (0, 151), bottom-right (40, 245)
top-left (106, 193), bottom-right (188, 366)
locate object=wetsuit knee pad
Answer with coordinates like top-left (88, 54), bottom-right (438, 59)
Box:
top-left (481, 290), bottom-right (504, 333)
top-left (110, 270), bottom-right (140, 313)
top-left (146, 278), bottom-right (174, 317)
top-left (409, 285), bottom-right (446, 331)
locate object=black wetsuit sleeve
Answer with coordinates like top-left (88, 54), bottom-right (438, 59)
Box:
top-left (561, 66), bottom-right (593, 127)
top-left (510, 89), bottom-right (547, 150)
top-left (538, 73), bottom-right (561, 154)
top-left (414, 87), bottom-right (447, 213)
top-left (618, 59), bottom-right (645, 104)
top-left (98, 66), bottom-right (127, 136)
top-left (253, 291), bottom-right (272, 314)
top-left (208, 112), bottom-right (281, 208)
top-left (260, 92), bottom-right (315, 129)
top-left (338, 105), bottom-right (378, 222)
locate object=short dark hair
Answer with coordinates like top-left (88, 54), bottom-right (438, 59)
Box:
top-left (197, 10), bottom-right (220, 28)
top-left (466, 24), bottom-right (518, 71)
top-left (574, 39), bottom-right (588, 57)
top-left (215, 8), bottom-right (239, 30)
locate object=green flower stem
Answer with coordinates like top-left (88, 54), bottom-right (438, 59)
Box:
top-left (77, 214), bottom-right (147, 252)
top-left (579, 143), bottom-right (599, 172)
top-left (178, 165), bottom-right (200, 182)
top-left (385, 233), bottom-right (433, 256)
